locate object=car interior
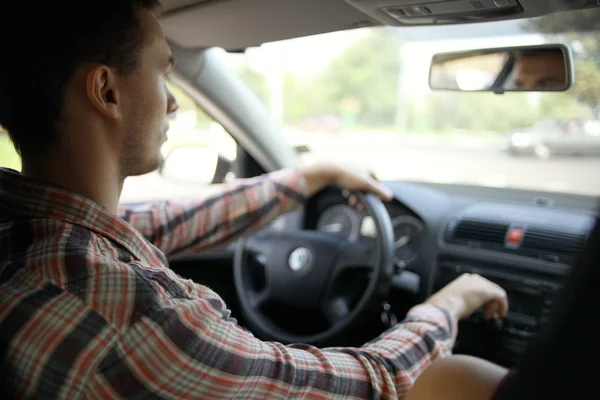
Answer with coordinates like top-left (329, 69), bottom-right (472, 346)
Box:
top-left (2, 2), bottom-right (599, 390)
top-left (144, 0), bottom-right (600, 372)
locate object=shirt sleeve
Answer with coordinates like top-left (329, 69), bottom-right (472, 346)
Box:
top-left (90, 299), bottom-right (456, 400)
top-left (118, 168), bottom-right (308, 258)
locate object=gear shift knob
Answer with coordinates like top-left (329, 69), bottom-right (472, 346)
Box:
top-left (486, 317), bottom-right (504, 331)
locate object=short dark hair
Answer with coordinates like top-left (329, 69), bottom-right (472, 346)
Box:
top-left (0, 0), bottom-right (160, 156)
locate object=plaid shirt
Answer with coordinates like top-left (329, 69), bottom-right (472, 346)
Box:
top-left (0, 167), bottom-right (456, 399)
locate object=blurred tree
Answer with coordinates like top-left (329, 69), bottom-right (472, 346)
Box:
top-left (525, 9), bottom-right (600, 109)
top-left (462, 93), bottom-right (539, 132)
top-left (282, 73), bottom-right (330, 124)
top-left (421, 92), bottom-right (540, 133)
top-left (567, 57), bottom-right (600, 111)
top-left (339, 96), bottom-right (362, 129)
top-left (234, 63), bottom-right (270, 105)
top-left (316, 28), bottom-right (401, 127)
top-left (538, 93), bottom-right (592, 119)
top-left (525, 9), bottom-right (600, 35)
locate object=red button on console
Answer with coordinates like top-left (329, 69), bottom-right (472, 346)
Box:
top-left (507, 228), bottom-right (523, 244)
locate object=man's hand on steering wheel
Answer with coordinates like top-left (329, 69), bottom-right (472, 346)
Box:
top-left (301, 161), bottom-right (394, 201)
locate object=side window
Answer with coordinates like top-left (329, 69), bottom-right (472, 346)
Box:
top-left (0, 81), bottom-right (236, 203)
top-left (0, 131), bottom-right (20, 171)
top-left (121, 81), bottom-right (237, 204)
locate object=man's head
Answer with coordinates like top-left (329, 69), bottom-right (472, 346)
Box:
top-left (513, 48), bottom-right (567, 90)
top-left (0, 1), bottom-right (179, 178)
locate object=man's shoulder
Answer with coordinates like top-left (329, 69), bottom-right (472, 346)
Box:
top-left (2, 215), bottom-right (129, 256)
top-left (0, 218), bottom-right (129, 398)
top-left (1, 217), bottom-right (131, 277)
top-left (0, 218), bottom-right (161, 328)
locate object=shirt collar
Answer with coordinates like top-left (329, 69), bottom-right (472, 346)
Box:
top-left (0, 167), bottom-right (160, 265)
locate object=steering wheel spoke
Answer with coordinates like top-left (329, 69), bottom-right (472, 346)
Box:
top-left (323, 297), bottom-right (351, 326)
top-left (249, 289), bottom-right (271, 309)
top-left (234, 192), bottom-right (395, 345)
top-left (332, 242), bottom-right (377, 277)
top-left (245, 233), bottom-right (271, 257)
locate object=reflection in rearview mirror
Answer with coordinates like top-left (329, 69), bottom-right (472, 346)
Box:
top-left (429, 44), bottom-right (573, 93)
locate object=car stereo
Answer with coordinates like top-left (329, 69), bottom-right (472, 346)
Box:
top-left (434, 263), bottom-right (564, 368)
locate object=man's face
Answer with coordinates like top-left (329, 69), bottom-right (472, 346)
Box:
top-left (118, 8), bottom-right (179, 178)
top-left (513, 52), bottom-right (567, 90)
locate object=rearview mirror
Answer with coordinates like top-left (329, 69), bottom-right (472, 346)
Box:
top-left (429, 44), bottom-right (573, 93)
top-left (293, 144), bottom-right (310, 155)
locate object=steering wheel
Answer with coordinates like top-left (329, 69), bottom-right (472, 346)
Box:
top-left (234, 192), bottom-right (395, 345)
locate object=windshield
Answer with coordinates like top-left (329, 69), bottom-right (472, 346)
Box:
top-left (220, 9), bottom-right (600, 196)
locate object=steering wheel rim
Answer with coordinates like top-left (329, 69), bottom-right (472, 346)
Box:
top-left (233, 192), bottom-right (395, 345)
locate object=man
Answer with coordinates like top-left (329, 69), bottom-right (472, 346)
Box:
top-left (0, 2), bottom-right (508, 398)
top-left (512, 48), bottom-right (567, 90)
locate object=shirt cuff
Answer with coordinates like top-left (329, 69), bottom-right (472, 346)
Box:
top-left (268, 168), bottom-right (310, 202)
top-left (406, 303), bottom-right (458, 341)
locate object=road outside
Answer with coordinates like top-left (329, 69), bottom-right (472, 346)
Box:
top-left (120, 131), bottom-right (600, 203)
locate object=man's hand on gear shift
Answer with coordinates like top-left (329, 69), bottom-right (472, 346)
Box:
top-left (425, 273), bottom-right (509, 321)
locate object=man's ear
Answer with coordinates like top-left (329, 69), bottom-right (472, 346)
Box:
top-left (86, 65), bottom-right (122, 120)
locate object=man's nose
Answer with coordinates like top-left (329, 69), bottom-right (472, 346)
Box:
top-left (167, 88), bottom-right (179, 115)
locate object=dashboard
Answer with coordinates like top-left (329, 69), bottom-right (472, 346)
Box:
top-left (304, 190), bottom-right (426, 273)
top-left (300, 183), bottom-right (597, 368)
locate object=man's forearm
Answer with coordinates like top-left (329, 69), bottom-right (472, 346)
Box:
top-left (119, 168), bottom-right (309, 257)
top-left (120, 161), bottom-right (393, 257)
top-left (301, 162), bottom-right (337, 196)
top-left (101, 298), bottom-right (457, 399)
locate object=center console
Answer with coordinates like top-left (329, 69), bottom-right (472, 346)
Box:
top-left (434, 262), bottom-right (564, 368)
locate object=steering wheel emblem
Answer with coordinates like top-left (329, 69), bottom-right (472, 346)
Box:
top-left (288, 247), bottom-right (312, 272)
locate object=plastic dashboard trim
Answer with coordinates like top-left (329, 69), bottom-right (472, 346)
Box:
top-left (385, 181), bottom-right (596, 297)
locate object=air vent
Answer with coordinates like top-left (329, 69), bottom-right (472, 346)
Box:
top-left (521, 228), bottom-right (587, 260)
top-left (446, 218), bottom-right (588, 264)
top-left (450, 219), bottom-right (509, 244)
top-left (471, 1), bottom-right (485, 9)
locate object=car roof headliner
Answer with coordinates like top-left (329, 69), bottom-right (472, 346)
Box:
top-left (159, 0), bottom-right (600, 50)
